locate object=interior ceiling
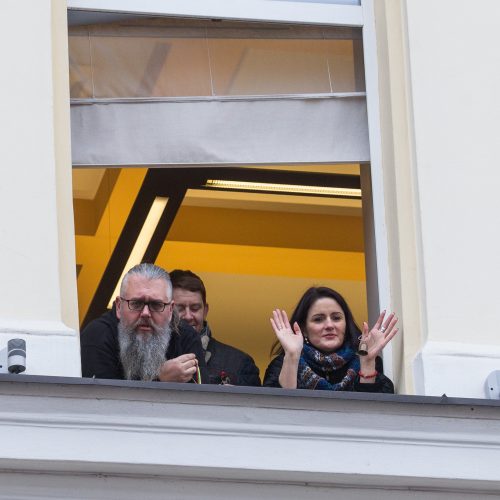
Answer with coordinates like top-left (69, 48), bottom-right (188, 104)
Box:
top-left (72, 165), bottom-right (362, 216)
top-left (67, 10), bottom-right (143, 26)
top-left (72, 169), bottom-right (106, 199)
top-left (72, 165), bottom-right (360, 197)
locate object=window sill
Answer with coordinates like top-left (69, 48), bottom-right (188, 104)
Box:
top-left (0, 374), bottom-right (499, 497)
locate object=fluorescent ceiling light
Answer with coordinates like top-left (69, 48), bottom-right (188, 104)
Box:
top-left (205, 179), bottom-right (361, 198)
top-left (107, 196), bottom-right (168, 309)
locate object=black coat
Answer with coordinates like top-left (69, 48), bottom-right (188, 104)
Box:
top-left (80, 308), bottom-right (208, 383)
top-left (263, 354), bottom-right (394, 393)
top-left (205, 336), bottom-right (260, 386)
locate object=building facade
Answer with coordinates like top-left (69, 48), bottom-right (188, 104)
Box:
top-left (1, 0), bottom-right (500, 497)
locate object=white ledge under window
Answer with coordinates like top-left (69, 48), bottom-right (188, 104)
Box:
top-left (0, 375), bottom-right (499, 499)
top-left (67, 1), bottom-right (363, 27)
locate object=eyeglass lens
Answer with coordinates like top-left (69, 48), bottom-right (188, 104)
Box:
top-left (128, 300), bottom-right (166, 312)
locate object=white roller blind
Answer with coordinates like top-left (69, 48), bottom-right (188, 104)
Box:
top-left (71, 94), bottom-right (369, 166)
top-left (69, 18), bottom-right (368, 166)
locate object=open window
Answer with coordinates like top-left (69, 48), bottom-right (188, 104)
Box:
top-left (70, 14), bottom-right (376, 377)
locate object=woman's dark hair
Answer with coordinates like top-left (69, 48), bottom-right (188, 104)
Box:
top-left (270, 286), bottom-right (361, 356)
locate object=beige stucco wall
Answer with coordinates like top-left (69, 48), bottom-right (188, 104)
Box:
top-left (6, 0), bottom-right (500, 395)
top-left (53, 0), bottom-right (79, 333)
top-left (0, 0), bottom-right (80, 375)
top-left (374, 0), bottom-right (500, 397)
top-left (371, 0), bottom-right (425, 394)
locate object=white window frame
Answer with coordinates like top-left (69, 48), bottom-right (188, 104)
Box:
top-left (67, 0), bottom-right (362, 26)
top-left (67, 0), bottom-right (392, 379)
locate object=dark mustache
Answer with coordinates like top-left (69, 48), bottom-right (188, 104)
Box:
top-left (135, 319), bottom-right (154, 328)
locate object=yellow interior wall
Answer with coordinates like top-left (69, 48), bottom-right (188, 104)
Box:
top-left (157, 242), bottom-right (366, 378)
top-left (168, 205), bottom-right (364, 252)
top-left (74, 168), bottom-right (147, 322)
top-left (157, 200), bottom-right (366, 378)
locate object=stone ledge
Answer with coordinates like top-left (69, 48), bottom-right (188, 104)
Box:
top-left (0, 375), bottom-right (499, 498)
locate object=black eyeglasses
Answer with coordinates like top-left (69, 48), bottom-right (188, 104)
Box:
top-left (120, 297), bottom-right (172, 313)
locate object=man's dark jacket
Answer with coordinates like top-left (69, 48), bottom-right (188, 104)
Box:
top-left (204, 335), bottom-right (260, 386)
top-left (80, 308), bottom-right (208, 382)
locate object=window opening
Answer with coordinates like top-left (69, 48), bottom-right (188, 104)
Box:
top-left (70, 15), bottom-right (374, 381)
top-left (73, 165), bottom-right (366, 377)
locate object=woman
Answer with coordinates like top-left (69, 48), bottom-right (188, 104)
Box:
top-left (263, 287), bottom-right (398, 393)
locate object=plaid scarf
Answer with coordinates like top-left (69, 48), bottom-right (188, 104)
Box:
top-left (297, 343), bottom-right (360, 390)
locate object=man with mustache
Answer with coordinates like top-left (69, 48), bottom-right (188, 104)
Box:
top-left (80, 263), bottom-right (207, 383)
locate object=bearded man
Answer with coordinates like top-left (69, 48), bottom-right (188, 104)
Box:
top-left (80, 263), bottom-right (207, 383)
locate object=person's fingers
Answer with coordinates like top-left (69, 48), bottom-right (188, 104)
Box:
top-left (281, 310), bottom-right (291, 328)
top-left (377, 328), bottom-right (399, 352)
top-left (363, 321), bottom-right (369, 336)
top-left (271, 318), bottom-right (287, 336)
top-left (384, 328), bottom-right (399, 345)
top-left (272, 310), bottom-right (293, 332)
top-left (272, 310), bottom-right (278, 327)
top-left (373, 310), bottom-right (386, 331)
top-left (184, 357), bottom-right (198, 366)
top-left (273, 309), bottom-right (285, 329)
top-left (380, 312), bottom-right (396, 334)
top-left (384, 315), bottom-right (398, 337)
top-left (175, 353), bottom-right (196, 363)
top-left (270, 317), bottom-right (279, 333)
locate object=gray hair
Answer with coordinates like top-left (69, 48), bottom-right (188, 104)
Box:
top-left (120, 263), bottom-right (172, 299)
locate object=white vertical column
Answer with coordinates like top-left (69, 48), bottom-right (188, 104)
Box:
top-left (0, 0), bottom-right (80, 376)
top-left (405, 0), bottom-right (500, 398)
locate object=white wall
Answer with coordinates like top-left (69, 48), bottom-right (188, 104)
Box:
top-left (5, 0), bottom-right (499, 395)
top-left (406, 0), bottom-right (500, 397)
top-left (0, 379), bottom-right (499, 499)
top-left (0, 0), bottom-right (80, 376)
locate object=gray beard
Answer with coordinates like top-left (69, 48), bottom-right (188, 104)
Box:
top-left (118, 318), bottom-right (172, 381)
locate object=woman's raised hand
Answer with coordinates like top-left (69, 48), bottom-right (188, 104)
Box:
top-left (270, 309), bottom-right (303, 356)
top-left (361, 311), bottom-right (399, 361)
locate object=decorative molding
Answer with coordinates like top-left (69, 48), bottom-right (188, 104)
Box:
top-left (0, 376), bottom-right (499, 497)
top-left (0, 320), bottom-right (76, 337)
top-left (414, 340), bottom-right (500, 398)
